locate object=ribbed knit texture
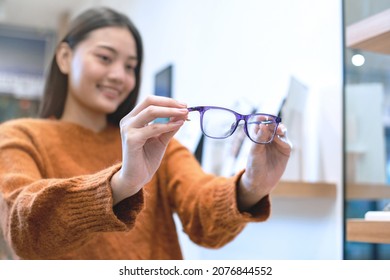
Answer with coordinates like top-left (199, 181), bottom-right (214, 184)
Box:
top-left (0, 118), bottom-right (270, 259)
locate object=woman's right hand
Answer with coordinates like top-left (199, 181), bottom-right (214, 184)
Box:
top-left (110, 96), bottom-right (189, 204)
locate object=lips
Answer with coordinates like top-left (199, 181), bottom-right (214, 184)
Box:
top-left (97, 84), bottom-right (121, 99)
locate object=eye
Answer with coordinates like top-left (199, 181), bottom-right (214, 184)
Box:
top-left (97, 54), bottom-right (112, 64)
top-left (125, 64), bottom-right (136, 74)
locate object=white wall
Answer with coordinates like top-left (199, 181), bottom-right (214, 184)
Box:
top-left (71, 0), bottom-right (343, 259)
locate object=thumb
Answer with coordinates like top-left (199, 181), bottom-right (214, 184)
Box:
top-left (158, 120), bottom-right (184, 145)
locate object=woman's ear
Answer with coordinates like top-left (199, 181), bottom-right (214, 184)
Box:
top-left (56, 42), bottom-right (72, 74)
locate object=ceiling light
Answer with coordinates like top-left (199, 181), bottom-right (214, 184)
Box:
top-left (351, 54), bottom-right (365, 67)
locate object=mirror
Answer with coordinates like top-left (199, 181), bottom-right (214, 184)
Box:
top-left (344, 0), bottom-right (390, 259)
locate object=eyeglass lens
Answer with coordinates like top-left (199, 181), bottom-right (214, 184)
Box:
top-left (202, 108), bottom-right (237, 139)
top-left (201, 108), bottom-right (278, 144)
top-left (246, 114), bottom-right (278, 144)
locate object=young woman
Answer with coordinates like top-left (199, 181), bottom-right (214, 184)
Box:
top-left (0, 7), bottom-right (291, 259)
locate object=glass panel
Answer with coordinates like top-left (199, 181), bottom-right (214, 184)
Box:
top-left (344, 0), bottom-right (390, 260)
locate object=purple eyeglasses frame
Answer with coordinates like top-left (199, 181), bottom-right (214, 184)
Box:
top-left (187, 106), bottom-right (282, 144)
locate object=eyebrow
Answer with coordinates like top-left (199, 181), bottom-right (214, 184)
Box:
top-left (96, 45), bottom-right (138, 61)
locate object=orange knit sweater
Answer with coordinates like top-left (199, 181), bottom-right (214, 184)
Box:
top-left (0, 118), bottom-right (270, 260)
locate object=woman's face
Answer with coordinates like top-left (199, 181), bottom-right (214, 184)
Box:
top-left (63, 26), bottom-right (138, 117)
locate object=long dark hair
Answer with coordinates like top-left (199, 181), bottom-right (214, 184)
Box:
top-left (39, 7), bottom-right (143, 125)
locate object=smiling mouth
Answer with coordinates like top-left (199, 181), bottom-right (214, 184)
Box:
top-left (97, 85), bottom-right (121, 99)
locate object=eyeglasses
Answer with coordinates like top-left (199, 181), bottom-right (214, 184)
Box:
top-left (187, 106), bottom-right (281, 144)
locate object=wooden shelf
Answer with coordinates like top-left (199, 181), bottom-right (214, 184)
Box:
top-left (347, 219), bottom-right (390, 244)
top-left (346, 183), bottom-right (390, 200)
top-left (346, 9), bottom-right (390, 54)
top-left (272, 181), bottom-right (336, 198)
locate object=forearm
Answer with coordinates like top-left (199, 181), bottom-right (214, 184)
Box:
top-left (165, 141), bottom-right (271, 248)
top-left (110, 169), bottom-right (142, 205)
top-left (236, 172), bottom-right (270, 212)
top-left (2, 167), bottom-right (133, 259)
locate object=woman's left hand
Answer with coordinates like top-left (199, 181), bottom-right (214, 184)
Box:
top-left (237, 123), bottom-right (292, 211)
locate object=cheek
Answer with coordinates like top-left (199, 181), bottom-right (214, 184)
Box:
top-left (69, 59), bottom-right (83, 89)
top-left (69, 56), bottom-right (102, 91)
top-left (123, 74), bottom-right (137, 95)
top-left (69, 57), bottom-right (93, 93)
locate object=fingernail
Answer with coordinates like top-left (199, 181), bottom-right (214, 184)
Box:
top-left (171, 120), bottom-right (184, 125)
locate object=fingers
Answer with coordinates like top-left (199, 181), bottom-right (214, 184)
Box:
top-left (154, 115), bottom-right (189, 144)
top-left (141, 119), bottom-right (185, 140)
top-left (129, 95), bottom-right (187, 118)
top-left (119, 96), bottom-right (189, 145)
top-left (275, 124), bottom-right (287, 137)
top-left (122, 96), bottom-right (188, 128)
top-left (157, 122), bottom-right (183, 145)
top-left (133, 106), bottom-right (189, 127)
top-left (274, 123), bottom-right (293, 151)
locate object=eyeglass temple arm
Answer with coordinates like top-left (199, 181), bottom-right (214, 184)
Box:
top-left (187, 106), bottom-right (203, 112)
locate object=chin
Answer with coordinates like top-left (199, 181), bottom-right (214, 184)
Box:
top-left (94, 106), bottom-right (117, 116)
top-left (97, 100), bottom-right (121, 114)
top-left (105, 107), bottom-right (119, 115)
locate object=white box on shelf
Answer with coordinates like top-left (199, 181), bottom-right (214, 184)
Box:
top-left (364, 211), bottom-right (390, 221)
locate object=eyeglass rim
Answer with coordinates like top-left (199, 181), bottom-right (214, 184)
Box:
top-left (187, 106), bottom-right (282, 144)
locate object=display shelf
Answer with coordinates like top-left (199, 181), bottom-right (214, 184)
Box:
top-left (272, 181), bottom-right (336, 198)
top-left (346, 183), bottom-right (390, 200)
top-left (347, 219), bottom-right (390, 244)
top-left (346, 9), bottom-right (390, 54)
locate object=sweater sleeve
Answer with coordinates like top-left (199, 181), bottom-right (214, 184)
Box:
top-left (0, 122), bottom-right (143, 259)
top-left (163, 139), bottom-right (271, 249)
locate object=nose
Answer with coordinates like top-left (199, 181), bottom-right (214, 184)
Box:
top-left (107, 62), bottom-right (126, 83)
